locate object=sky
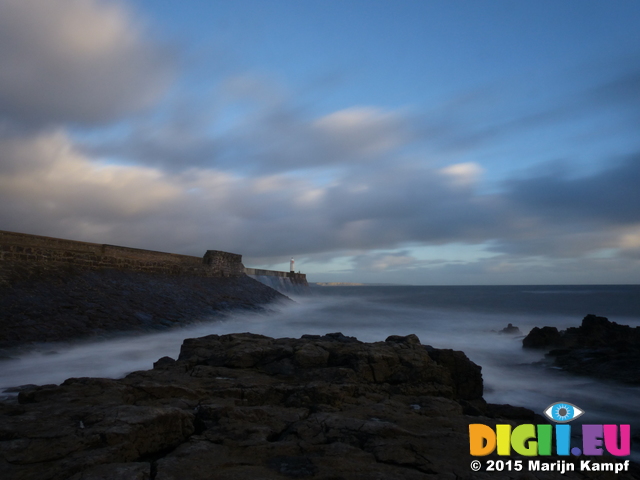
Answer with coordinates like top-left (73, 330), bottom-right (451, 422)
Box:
top-left (1, 0), bottom-right (639, 285)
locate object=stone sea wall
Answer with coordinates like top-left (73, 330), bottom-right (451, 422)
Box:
top-left (244, 266), bottom-right (308, 295)
top-left (0, 231), bottom-right (291, 350)
top-left (0, 230), bottom-right (308, 288)
top-left (0, 230), bottom-right (244, 285)
top-left (0, 270), bottom-right (288, 350)
top-left (248, 274), bottom-right (309, 295)
top-left (245, 267), bottom-right (308, 286)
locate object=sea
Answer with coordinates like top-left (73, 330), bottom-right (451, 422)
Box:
top-left (1, 284), bottom-right (639, 458)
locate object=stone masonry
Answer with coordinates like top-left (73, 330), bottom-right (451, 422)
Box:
top-left (0, 230), bottom-right (245, 286)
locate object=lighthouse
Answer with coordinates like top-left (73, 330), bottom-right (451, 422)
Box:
top-left (290, 258), bottom-right (295, 273)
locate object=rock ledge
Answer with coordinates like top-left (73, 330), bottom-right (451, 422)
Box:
top-left (1, 332), bottom-right (631, 479)
top-left (523, 314), bottom-right (640, 384)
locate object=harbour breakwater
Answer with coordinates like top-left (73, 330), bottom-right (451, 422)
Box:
top-left (0, 230), bottom-right (307, 286)
top-left (245, 268), bottom-right (309, 294)
top-left (0, 230), bottom-right (306, 350)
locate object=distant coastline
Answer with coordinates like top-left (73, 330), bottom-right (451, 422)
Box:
top-left (312, 282), bottom-right (403, 287)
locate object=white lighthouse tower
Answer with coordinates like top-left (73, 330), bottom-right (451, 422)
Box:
top-left (290, 258), bottom-right (295, 273)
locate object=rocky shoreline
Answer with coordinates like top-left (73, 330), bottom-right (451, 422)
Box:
top-left (523, 314), bottom-right (640, 384)
top-left (0, 269), bottom-right (287, 353)
top-left (2, 332), bottom-right (637, 480)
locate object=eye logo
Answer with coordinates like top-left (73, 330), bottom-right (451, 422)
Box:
top-left (543, 402), bottom-right (584, 423)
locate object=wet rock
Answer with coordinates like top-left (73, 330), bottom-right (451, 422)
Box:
top-left (523, 315), bottom-right (640, 384)
top-left (385, 333), bottom-right (421, 345)
top-left (0, 332), bottom-right (629, 480)
top-left (153, 356), bottom-right (177, 369)
top-left (522, 326), bottom-right (562, 349)
top-left (426, 347), bottom-right (483, 400)
top-left (499, 323), bottom-right (521, 334)
top-left (66, 462), bottom-right (150, 480)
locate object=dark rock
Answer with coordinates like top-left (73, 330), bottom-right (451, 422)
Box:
top-left (2, 384), bottom-right (39, 394)
top-left (426, 347), bottom-right (483, 400)
top-left (484, 403), bottom-right (540, 421)
top-left (66, 462), bottom-right (151, 480)
top-left (385, 333), bottom-right (421, 345)
top-left (153, 356), bottom-right (176, 369)
top-left (322, 331), bottom-right (360, 343)
top-left (498, 323), bottom-right (520, 334)
top-left (523, 315), bottom-right (640, 384)
top-left (267, 456), bottom-right (318, 478)
top-left (1, 332), bottom-right (630, 480)
top-left (522, 325), bottom-right (562, 349)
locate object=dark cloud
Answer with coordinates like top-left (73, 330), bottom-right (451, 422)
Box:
top-left (0, 130), bottom-right (504, 259)
top-left (383, 254), bottom-right (640, 286)
top-left (590, 67), bottom-right (640, 107)
top-left (85, 113), bottom-right (219, 171)
top-left (506, 155), bottom-right (640, 225)
top-left (350, 251), bottom-right (418, 272)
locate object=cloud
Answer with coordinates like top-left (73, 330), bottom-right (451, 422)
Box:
top-left (83, 52), bottom-right (640, 178)
top-left (590, 65), bottom-right (640, 109)
top-left (618, 228), bottom-right (640, 259)
top-left (230, 103), bottom-right (416, 172)
top-left (439, 162), bottom-right (484, 187)
top-left (505, 155), bottom-right (640, 225)
top-left (0, 128), bottom-right (506, 259)
top-left (0, 132), bottom-right (183, 234)
top-left (398, 253), bottom-right (640, 285)
top-left (406, 56), bottom-right (640, 167)
top-left (313, 107), bottom-right (411, 159)
top-left (84, 75), bottom-right (418, 173)
top-left (351, 251), bottom-right (417, 272)
top-left (85, 104), bottom-right (220, 171)
top-left (0, 0), bottom-right (174, 129)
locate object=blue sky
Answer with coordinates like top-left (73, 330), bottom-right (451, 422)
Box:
top-left (1, 0), bottom-right (639, 284)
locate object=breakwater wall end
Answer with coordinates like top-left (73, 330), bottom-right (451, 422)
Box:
top-left (244, 267), bottom-right (308, 286)
top-left (248, 275), bottom-right (309, 295)
top-left (0, 230), bottom-right (245, 283)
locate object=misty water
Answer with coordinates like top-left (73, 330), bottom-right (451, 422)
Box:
top-left (2, 284), bottom-right (639, 457)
